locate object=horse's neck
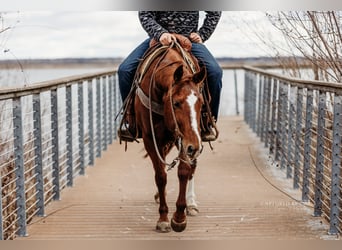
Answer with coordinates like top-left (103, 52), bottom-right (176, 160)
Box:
top-left (138, 46), bottom-right (197, 103)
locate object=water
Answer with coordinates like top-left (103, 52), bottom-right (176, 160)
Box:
top-left (0, 68), bottom-right (244, 116)
top-left (0, 67), bottom-right (112, 87)
top-left (220, 69), bottom-right (244, 116)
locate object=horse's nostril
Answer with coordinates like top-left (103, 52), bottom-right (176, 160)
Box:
top-left (187, 145), bottom-right (195, 156)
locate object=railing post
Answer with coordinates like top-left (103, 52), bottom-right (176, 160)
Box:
top-left (51, 89), bottom-right (60, 200)
top-left (264, 76), bottom-right (271, 148)
top-left (280, 82), bottom-right (289, 170)
top-left (102, 76), bottom-right (108, 150)
top-left (113, 73), bottom-right (119, 139)
top-left (243, 71), bottom-right (248, 123)
top-left (286, 85), bottom-right (296, 179)
top-left (234, 69), bottom-right (239, 115)
top-left (249, 73), bottom-right (256, 128)
top-left (260, 76), bottom-right (267, 142)
top-left (328, 94), bottom-right (342, 235)
top-left (32, 94), bottom-right (45, 216)
top-left (269, 79), bottom-right (278, 155)
top-left (248, 72), bottom-right (253, 127)
top-left (96, 77), bottom-right (102, 158)
top-left (313, 91), bottom-right (326, 217)
top-left (302, 89), bottom-right (313, 202)
top-left (256, 74), bottom-right (263, 137)
top-left (246, 71), bottom-right (252, 125)
top-left (78, 81), bottom-right (85, 175)
top-left (246, 71), bottom-right (250, 124)
top-left (108, 75), bottom-right (114, 144)
top-left (250, 73), bottom-right (257, 132)
top-left (293, 87), bottom-right (303, 189)
top-left (66, 86), bottom-right (73, 186)
top-left (249, 73), bottom-right (254, 129)
top-left (12, 97), bottom-right (28, 237)
top-left (274, 81), bottom-right (283, 162)
top-left (88, 79), bottom-right (94, 166)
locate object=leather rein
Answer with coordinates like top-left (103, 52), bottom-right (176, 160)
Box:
top-left (137, 40), bottom-right (200, 170)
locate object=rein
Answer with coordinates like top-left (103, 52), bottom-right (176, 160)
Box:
top-left (146, 40), bottom-right (199, 170)
top-left (136, 39), bottom-right (197, 115)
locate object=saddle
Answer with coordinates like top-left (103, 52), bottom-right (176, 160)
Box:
top-left (119, 35), bottom-right (217, 143)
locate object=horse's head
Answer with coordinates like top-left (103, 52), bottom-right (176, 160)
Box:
top-left (163, 64), bottom-right (206, 164)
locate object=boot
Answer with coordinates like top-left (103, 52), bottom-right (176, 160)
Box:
top-left (200, 111), bottom-right (217, 142)
top-left (118, 111), bottom-right (137, 142)
top-left (118, 123), bottom-right (136, 142)
top-left (201, 125), bottom-right (217, 142)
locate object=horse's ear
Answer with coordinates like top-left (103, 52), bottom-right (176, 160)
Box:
top-left (174, 65), bottom-right (183, 82)
top-left (193, 66), bottom-right (206, 84)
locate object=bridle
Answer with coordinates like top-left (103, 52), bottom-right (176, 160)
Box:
top-left (143, 40), bottom-right (203, 170)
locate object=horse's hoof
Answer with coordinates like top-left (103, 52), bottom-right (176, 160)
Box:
top-left (171, 218), bottom-right (187, 232)
top-left (156, 221), bottom-right (171, 233)
top-left (186, 205), bottom-right (199, 216)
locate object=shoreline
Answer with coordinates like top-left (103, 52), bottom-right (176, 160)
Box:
top-left (0, 56), bottom-right (312, 70)
top-left (0, 62), bottom-right (120, 70)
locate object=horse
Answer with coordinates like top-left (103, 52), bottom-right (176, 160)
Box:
top-left (134, 38), bottom-right (206, 232)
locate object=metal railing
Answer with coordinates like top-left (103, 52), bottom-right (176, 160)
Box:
top-left (0, 69), bottom-right (121, 239)
top-left (243, 65), bottom-right (342, 235)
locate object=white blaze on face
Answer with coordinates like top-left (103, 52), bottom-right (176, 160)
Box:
top-left (186, 90), bottom-right (201, 144)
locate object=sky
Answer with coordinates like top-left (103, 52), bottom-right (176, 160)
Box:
top-left (0, 11), bottom-right (286, 60)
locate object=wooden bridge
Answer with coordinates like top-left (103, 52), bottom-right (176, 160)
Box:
top-left (16, 116), bottom-right (331, 239)
top-left (0, 66), bottom-right (341, 240)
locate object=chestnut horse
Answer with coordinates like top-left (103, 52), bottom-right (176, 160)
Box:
top-left (134, 40), bottom-right (206, 232)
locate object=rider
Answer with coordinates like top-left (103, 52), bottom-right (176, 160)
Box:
top-left (118, 11), bottom-right (222, 142)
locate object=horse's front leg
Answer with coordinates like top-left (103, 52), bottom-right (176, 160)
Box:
top-left (153, 162), bottom-right (171, 233)
top-left (171, 161), bottom-right (191, 232)
top-left (144, 138), bottom-right (171, 233)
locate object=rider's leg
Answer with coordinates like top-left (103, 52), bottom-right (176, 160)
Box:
top-left (191, 43), bottom-right (222, 141)
top-left (118, 39), bottom-right (150, 141)
top-left (118, 39), bottom-right (150, 102)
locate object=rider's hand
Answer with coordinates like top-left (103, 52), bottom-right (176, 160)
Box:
top-left (189, 32), bottom-right (203, 43)
top-left (159, 33), bottom-right (176, 46)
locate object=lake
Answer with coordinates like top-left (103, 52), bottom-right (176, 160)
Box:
top-left (0, 67), bottom-right (113, 87)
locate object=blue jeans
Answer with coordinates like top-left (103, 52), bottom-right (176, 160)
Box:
top-left (118, 38), bottom-right (222, 119)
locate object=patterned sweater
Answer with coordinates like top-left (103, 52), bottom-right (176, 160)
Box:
top-left (138, 11), bottom-right (221, 42)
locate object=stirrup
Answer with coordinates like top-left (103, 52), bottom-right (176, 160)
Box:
top-left (118, 126), bottom-right (136, 142)
top-left (201, 130), bottom-right (217, 142)
top-left (201, 123), bottom-right (217, 142)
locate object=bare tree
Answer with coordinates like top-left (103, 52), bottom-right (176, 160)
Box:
top-left (223, 12), bottom-right (310, 79)
top-left (267, 11), bottom-right (342, 83)
top-left (0, 12), bottom-right (28, 86)
top-left (1, 13), bottom-right (11, 34)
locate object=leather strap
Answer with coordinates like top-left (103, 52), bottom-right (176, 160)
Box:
top-left (136, 86), bottom-right (164, 116)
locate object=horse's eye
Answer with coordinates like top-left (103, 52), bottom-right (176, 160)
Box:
top-left (173, 101), bottom-right (181, 108)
